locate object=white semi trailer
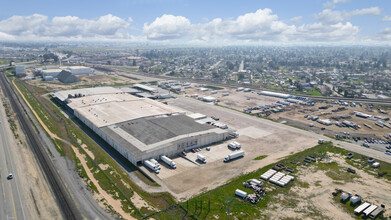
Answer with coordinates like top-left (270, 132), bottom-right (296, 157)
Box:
top-left (224, 151), bottom-right (245, 162)
top-left (150, 159), bottom-right (160, 168)
top-left (197, 154), bottom-right (207, 163)
top-left (144, 160), bottom-right (160, 174)
top-left (228, 142), bottom-right (241, 150)
top-left (160, 155), bottom-right (176, 169)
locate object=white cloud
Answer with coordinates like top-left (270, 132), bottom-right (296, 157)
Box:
top-left (0, 14), bottom-right (133, 40)
top-left (143, 14), bottom-right (191, 40)
top-left (381, 16), bottom-right (391, 22)
top-left (290, 16), bottom-right (302, 23)
top-left (315, 7), bottom-right (381, 24)
top-left (143, 8), bottom-right (361, 44)
top-left (295, 22), bottom-right (358, 41)
top-left (323, 0), bottom-right (350, 9)
top-left (374, 26), bottom-right (391, 41)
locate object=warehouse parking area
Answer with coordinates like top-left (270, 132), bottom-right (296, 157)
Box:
top-left (143, 96), bottom-right (319, 200)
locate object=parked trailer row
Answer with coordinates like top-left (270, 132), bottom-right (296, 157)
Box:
top-left (354, 202), bottom-right (384, 218)
top-left (260, 169), bottom-right (294, 187)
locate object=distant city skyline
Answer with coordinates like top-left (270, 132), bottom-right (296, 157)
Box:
top-left (0, 0), bottom-right (390, 45)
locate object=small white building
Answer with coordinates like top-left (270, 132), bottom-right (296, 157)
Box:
top-left (15, 65), bottom-right (26, 76)
top-left (66, 66), bottom-right (93, 75)
top-left (202, 96), bottom-right (217, 102)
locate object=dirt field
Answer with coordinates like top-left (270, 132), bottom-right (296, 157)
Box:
top-left (28, 73), bottom-right (137, 92)
top-left (265, 152), bottom-right (391, 219)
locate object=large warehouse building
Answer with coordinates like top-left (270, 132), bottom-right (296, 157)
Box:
top-left (53, 87), bottom-right (231, 165)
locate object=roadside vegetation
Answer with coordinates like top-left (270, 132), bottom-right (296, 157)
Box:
top-left (203, 85), bottom-right (224, 90)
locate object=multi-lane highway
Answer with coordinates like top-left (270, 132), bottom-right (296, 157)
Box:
top-left (0, 69), bottom-right (81, 219)
top-left (0, 103), bottom-right (26, 220)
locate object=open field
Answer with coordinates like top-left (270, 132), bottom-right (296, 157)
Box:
top-left (28, 73), bottom-right (137, 92)
top-left (151, 142), bottom-right (391, 219)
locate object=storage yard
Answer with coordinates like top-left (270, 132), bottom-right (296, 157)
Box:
top-left (150, 142), bottom-right (391, 219)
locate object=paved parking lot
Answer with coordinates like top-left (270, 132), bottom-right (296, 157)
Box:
top-left (152, 96), bottom-right (319, 200)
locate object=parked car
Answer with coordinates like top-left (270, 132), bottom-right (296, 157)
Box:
top-left (7, 173), bottom-right (13, 180)
top-left (347, 153), bottom-right (354, 159)
top-left (368, 158), bottom-right (375, 163)
top-left (206, 147), bottom-right (211, 151)
top-left (211, 116), bottom-right (219, 121)
top-left (191, 149), bottom-right (197, 153)
top-left (181, 151), bottom-right (187, 156)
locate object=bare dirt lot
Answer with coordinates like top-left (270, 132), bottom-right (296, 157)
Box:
top-left (265, 152), bottom-right (391, 219)
top-left (28, 73), bottom-right (137, 92)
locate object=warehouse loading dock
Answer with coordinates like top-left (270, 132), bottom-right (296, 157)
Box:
top-left (53, 87), bottom-right (231, 166)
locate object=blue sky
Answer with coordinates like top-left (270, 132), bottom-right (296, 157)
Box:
top-left (0, 0), bottom-right (390, 44)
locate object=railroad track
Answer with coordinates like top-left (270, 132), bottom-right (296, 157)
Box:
top-left (0, 72), bottom-right (80, 220)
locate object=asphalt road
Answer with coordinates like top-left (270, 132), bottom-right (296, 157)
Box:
top-left (171, 96), bottom-right (391, 164)
top-left (0, 109), bottom-right (26, 220)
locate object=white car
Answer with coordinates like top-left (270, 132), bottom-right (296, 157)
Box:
top-left (7, 173), bottom-right (13, 180)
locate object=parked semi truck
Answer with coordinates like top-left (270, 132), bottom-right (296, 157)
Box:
top-left (228, 142), bottom-right (241, 150)
top-left (144, 160), bottom-right (160, 174)
top-left (150, 159), bottom-right (160, 168)
top-left (197, 154), bottom-right (207, 163)
top-left (224, 150), bottom-right (244, 162)
top-left (160, 155), bottom-right (176, 169)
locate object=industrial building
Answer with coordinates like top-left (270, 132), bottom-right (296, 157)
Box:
top-left (15, 65), bottom-right (26, 76)
top-left (40, 66), bottom-right (93, 78)
top-left (57, 70), bottom-right (81, 83)
top-left (53, 87), bottom-right (231, 165)
top-left (66, 66), bottom-right (93, 75)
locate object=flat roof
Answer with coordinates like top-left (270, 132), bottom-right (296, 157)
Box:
top-left (42, 69), bottom-right (62, 73)
top-left (118, 87), bottom-right (141, 94)
top-left (116, 114), bottom-right (215, 145)
top-left (53, 87), bottom-right (123, 102)
top-left (100, 115), bottom-right (226, 157)
top-left (71, 93), bottom-right (184, 128)
top-left (66, 66), bottom-right (91, 69)
top-left (133, 84), bottom-right (157, 93)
